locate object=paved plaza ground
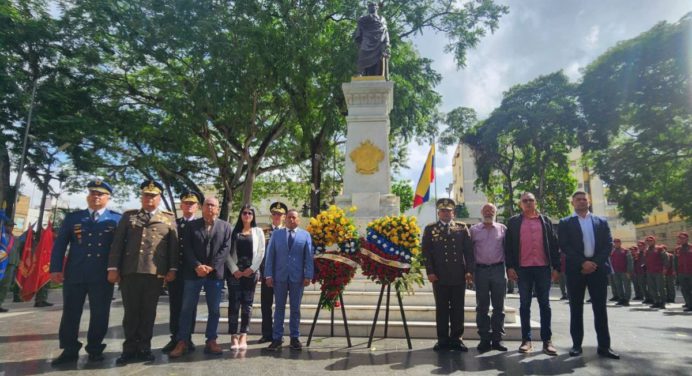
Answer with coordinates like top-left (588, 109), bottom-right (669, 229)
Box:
top-left (0, 288), bottom-right (690, 375)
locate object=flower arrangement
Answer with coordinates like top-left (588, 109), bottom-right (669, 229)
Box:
top-left (307, 205), bottom-right (360, 309)
top-left (358, 215), bottom-right (424, 290)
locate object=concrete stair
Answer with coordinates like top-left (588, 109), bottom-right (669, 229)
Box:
top-left (196, 275), bottom-right (540, 341)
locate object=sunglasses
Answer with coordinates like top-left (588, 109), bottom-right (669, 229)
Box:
top-left (242, 211), bottom-right (254, 216)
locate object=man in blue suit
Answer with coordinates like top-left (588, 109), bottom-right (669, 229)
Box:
top-left (49, 179), bottom-right (122, 365)
top-left (558, 191), bottom-right (619, 360)
top-left (264, 209), bottom-right (314, 351)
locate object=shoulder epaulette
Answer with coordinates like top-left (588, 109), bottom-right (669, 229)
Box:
top-left (161, 210), bottom-right (174, 216)
top-left (124, 209), bottom-right (139, 215)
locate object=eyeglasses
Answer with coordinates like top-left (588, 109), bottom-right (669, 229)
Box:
top-left (521, 198), bottom-right (535, 203)
top-left (242, 211), bottom-right (254, 216)
top-left (271, 212), bottom-right (284, 216)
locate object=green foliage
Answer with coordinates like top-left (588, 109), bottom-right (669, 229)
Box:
top-left (391, 179), bottom-right (414, 213)
top-left (455, 203), bottom-right (470, 219)
top-left (577, 13), bottom-right (691, 222)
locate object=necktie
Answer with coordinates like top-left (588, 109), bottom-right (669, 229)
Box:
top-left (91, 211), bottom-right (99, 222)
top-left (288, 230), bottom-right (295, 249)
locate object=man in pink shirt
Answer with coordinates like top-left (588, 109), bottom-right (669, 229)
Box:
top-left (504, 192), bottom-right (560, 356)
top-left (470, 204), bottom-right (508, 353)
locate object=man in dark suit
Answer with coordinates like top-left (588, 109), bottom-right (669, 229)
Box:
top-left (162, 190), bottom-right (203, 354)
top-left (504, 192), bottom-right (560, 356)
top-left (108, 180), bottom-right (179, 365)
top-left (49, 180), bottom-right (122, 365)
top-left (264, 209), bottom-right (314, 351)
top-left (558, 191), bottom-right (619, 359)
top-left (169, 196), bottom-right (232, 357)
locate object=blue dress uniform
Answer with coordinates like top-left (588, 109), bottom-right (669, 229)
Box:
top-left (50, 207), bottom-right (121, 357)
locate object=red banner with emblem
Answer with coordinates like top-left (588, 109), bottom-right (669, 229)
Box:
top-left (16, 224), bottom-right (53, 301)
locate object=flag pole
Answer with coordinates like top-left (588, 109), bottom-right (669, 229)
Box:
top-left (432, 135), bottom-right (438, 222)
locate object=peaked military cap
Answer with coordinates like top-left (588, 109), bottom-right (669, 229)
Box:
top-left (87, 178), bottom-right (113, 195)
top-left (645, 235), bottom-right (656, 241)
top-left (140, 180), bottom-right (164, 195)
top-left (180, 190), bottom-right (203, 204)
top-left (436, 198), bottom-right (456, 210)
top-left (270, 201), bottom-right (288, 214)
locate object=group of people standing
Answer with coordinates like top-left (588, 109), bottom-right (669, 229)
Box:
top-left (422, 190), bottom-right (690, 361)
top-left (47, 179), bottom-right (314, 366)
top-left (607, 233), bottom-right (691, 310)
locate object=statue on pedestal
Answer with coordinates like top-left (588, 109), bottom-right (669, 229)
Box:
top-left (354, 2), bottom-right (390, 77)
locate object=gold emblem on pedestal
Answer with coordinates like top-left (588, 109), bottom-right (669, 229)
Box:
top-left (350, 140), bottom-right (384, 175)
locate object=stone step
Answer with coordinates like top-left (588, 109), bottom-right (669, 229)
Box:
top-left (196, 316), bottom-right (539, 340)
top-left (253, 289), bottom-right (476, 306)
top-left (217, 302), bottom-right (516, 323)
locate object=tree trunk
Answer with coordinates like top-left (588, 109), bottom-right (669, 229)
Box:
top-left (35, 174), bottom-right (50, 239)
top-left (309, 143), bottom-right (324, 217)
top-left (0, 145), bottom-right (11, 213)
top-left (220, 186), bottom-right (233, 221)
top-left (164, 182), bottom-right (177, 218)
top-left (241, 168), bottom-right (256, 207)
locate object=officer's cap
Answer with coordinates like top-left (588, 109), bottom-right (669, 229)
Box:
top-left (180, 190), bottom-right (203, 204)
top-left (270, 201), bottom-right (288, 214)
top-left (436, 198), bottom-right (456, 210)
top-left (87, 178), bottom-right (113, 195)
top-left (645, 235), bottom-right (656, 241)
top-left (140, 180), bottom-right (164, 195)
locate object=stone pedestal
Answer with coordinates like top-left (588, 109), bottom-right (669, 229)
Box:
top-left (337, 77), bottom-right (399, 227)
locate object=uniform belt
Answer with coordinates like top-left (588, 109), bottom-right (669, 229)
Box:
top-left (476, 262), bottom-right (504, 268)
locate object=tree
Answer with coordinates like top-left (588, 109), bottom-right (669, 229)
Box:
top-left (391, 179), bottom-right (414, 213)
top-left (578, 13), bottom-right (691, 222)
top-left (448, 72), bottom-right (581, 219)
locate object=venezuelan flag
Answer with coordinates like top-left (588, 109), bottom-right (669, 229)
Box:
top-left (413, 144), bottom-right (435, 208)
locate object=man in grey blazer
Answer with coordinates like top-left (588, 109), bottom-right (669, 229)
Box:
top-left (169, 197), bottom-right (233, 358)
top-left (264, 209), bottom-right (314, 351)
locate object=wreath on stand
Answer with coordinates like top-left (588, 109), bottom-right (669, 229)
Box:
top-left (306, 205), bottom-right (360, 310)
top-left (358, 215), bottom-right (424, 291)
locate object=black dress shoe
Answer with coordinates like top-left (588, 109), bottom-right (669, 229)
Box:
top-left (560, 295), bottom-right (568, 300)
top-left (597, 348), bottom-right (620, 359)
top-left (433, 342), bottom-right (448, 352)
top-left (115, 352), bottom-right (137, 365)
top-left (257, 336), bottom-right (273, 344)
top-left (621, 301), bottom-right (630, 306)
top-left (87, 353), bottom-right (104, 362)
top-left (34, 301), bottom-right (53, 307)
top-left (450, 341), bottom-right (468, 352)
top-left (188, 340), bottom-right (196, 352)
top-left (161, 339), bottom-right (177, 353)
top-left (51, 351), bottom-right (79, 366)
top-left (477, 340), bottom-right (491, 353)
top-left (491, 341), bottom-right (508, 351)
top-left (0, 307), bottom-right (8, 312)
top-left (289, 337), bottom-right (302, 351)
top-left (643, 299), bottom-right (653, 304)
top-left (683, 307), bottom-right (692, 312)
top-left (266, 340), bottom-right (283, 351)
top-left (138, 350), bottom-right (155, 362)
top-left (569, 347), bottom-right (583, 356)
top-left (609, 297), bottom-right (619, 301)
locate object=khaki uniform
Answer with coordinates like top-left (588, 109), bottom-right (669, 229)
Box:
top-left (108, 209), bottom-right (178, 355)
top-left (422, 221), bottom-right (475, 345)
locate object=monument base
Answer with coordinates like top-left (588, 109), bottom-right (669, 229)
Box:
top-left (336, 193), bottom-right (400, 232)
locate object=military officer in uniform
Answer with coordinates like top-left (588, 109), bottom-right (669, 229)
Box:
top-left (108, 180), bottom-right (179, 365)
top-left (48, 180), bottom-right (121, 365)
top-left (162, 190), bottom-right (203, 353)
top-left (422, 198), bottom-right (475, 352)
top-left (258, 201), bottom-right (287, 344)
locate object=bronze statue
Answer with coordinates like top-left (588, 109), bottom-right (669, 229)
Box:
top-left (354, 2), bottom-right (390, 77)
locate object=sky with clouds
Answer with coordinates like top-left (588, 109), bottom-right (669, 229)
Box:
top-left (397, 0), bottom-right (689, 200)
top-left (15, 0), bottom-right (691, 213)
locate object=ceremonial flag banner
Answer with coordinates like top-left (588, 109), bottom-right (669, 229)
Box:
top-left (0, 209), bottom-right (8, 279)
top-left (413, 144), bottom-right (435, 209)
top-left (17, 224), bottom-right (53, 301)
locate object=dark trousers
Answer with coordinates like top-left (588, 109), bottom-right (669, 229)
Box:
top-left (227, 274), bottom-right (258, 334)
top-left (120, 273), bottom-right (162, 353)
top-left (474, 264), bottom-right (506, 342)
top-left (167, 276), bottom-right (196, 342)
top-left (517, 266), bottom-right (552, 341)
top-left (566, 269), bottom-right (611, 349)
top-left (260, 278), bottom-right (274, 338)
top-left (59, 282), bottom-right (114, 354)
top-left (432, 282), bottom-right (466, 344)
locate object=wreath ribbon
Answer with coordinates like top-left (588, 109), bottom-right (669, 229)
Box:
top-left (314, 253), bottom-right (359, 268)
top-left (359, 248), bottom-right (411, 269)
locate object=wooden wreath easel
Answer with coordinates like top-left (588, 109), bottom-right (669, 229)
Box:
top-left (306, 291), bottom-right (352, 347)
top-left (367, 282), bottom-right (412, 350)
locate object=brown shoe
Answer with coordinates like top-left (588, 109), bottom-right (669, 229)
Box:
top-left (168, 340), bottom-right (188, 358)
top-left (518, 340), bottom-right (533, 353)
top-left (204, 339), bottom-right (223, 355)
top-left (543, 340), bottom-right (558, 356)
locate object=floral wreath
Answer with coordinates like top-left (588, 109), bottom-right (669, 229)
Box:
top-left (307, 205), bottom-right (360, 309)
top-left (358, 215), bottom-right (424, 289)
